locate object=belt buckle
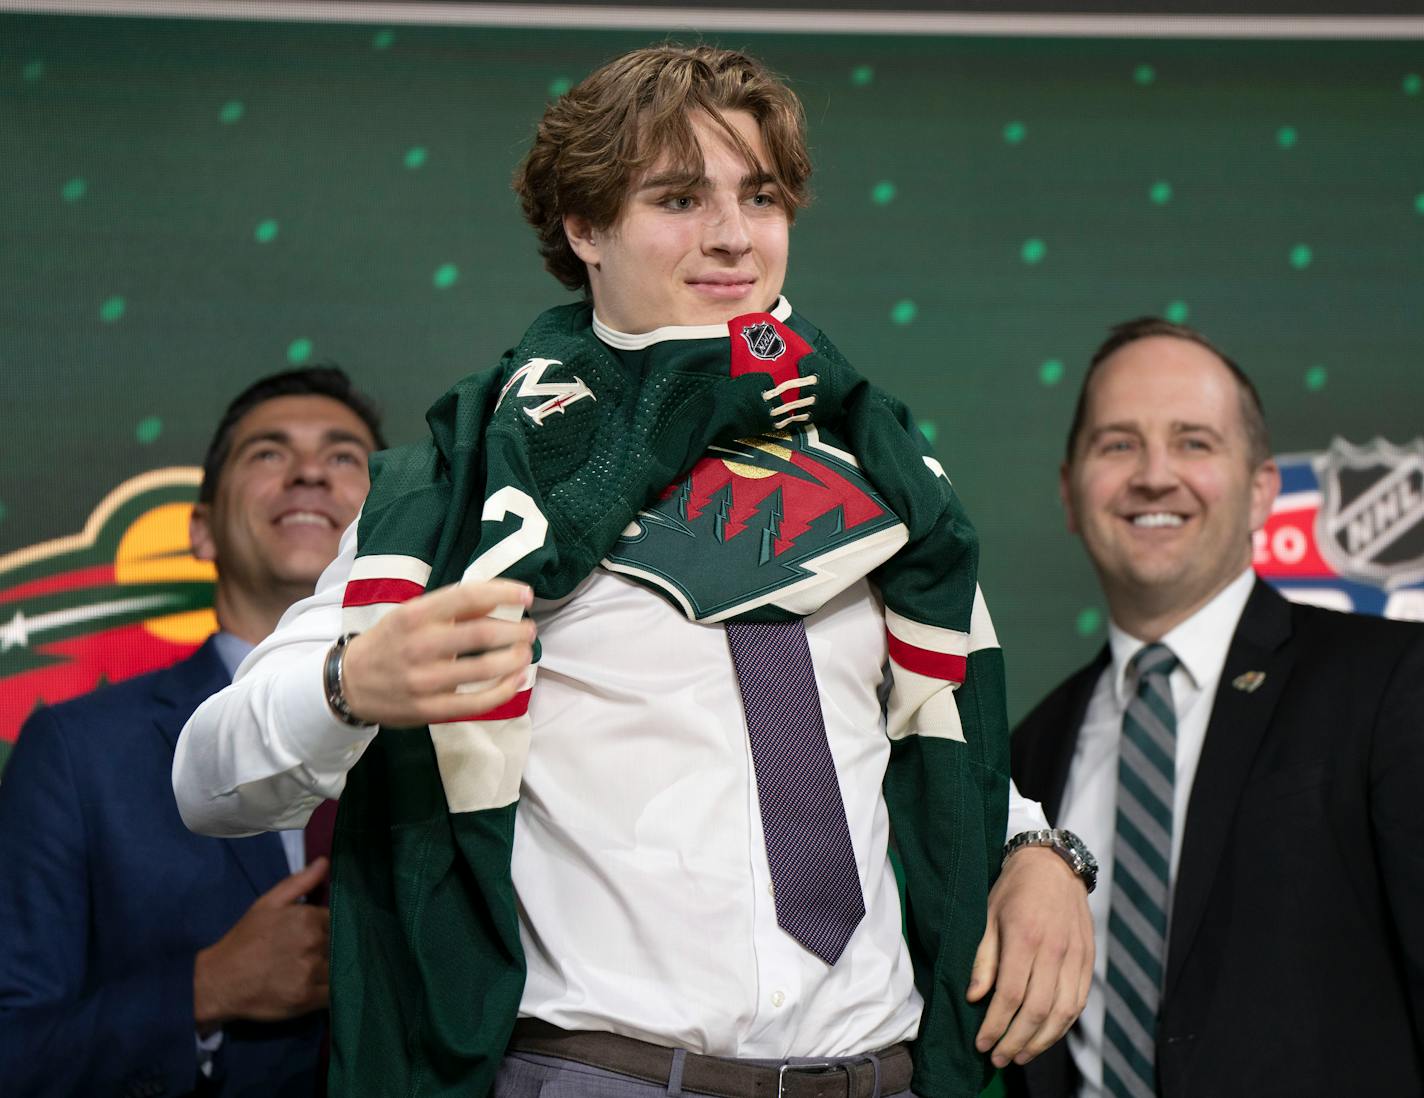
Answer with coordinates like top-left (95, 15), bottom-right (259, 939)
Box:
top-left (776, 1061), bottom-right (846, 1098)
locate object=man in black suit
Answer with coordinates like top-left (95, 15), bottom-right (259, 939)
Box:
top-left (1008, 317), bottom-right (1424, 1098)
top-left (0, 367), bottom-right (384, 1095)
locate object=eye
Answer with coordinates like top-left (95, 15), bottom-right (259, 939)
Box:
top-left (748, 191), bottom-right (778, 209)
top-left (1099, 437), bottom-right (1135, 455)
top-left (330, 449), bottom-right (365, 466)
top-left (250, 446), bottom-right (284, 463)
top-left (662, 194), bottom-right (696, 211)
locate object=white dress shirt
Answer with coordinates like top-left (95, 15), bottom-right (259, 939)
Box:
top-left (1058, 567), bottom-right (1255, 1097)
top-left (197, 632), bottom-right (305, 1077)
top-left (174, 313), bottom-right (1049, 1059)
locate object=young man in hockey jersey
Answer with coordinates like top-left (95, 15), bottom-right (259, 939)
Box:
top-left (175, 45), bottom-right (1093, 1098)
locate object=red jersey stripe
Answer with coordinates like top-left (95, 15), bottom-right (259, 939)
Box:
top-left (343, 577), bottom-right (425, 607)
top-left (887, 634), bottom-right (966, 684)
top-left (447, 688), bottom-right (532, 724)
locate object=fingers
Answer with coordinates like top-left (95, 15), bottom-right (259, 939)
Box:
top-left (987, 935), bottom-right (1086, 1068)
top-left (412, 642), bottom-right (535, 696)
top-left (966, 922), bottom-right (998, 1004)
top-left (341, 580), bottom-right (537, 727)
top-left (395, 618), bottom-right (535, 677)
top-left (402, 580), bottom-right (532, 625)
top-left (974, 922), bottom-right (1032, 1056)
top-left (256, 856), bottom-right (330, 909)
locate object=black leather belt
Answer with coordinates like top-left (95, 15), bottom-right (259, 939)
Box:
top-left (508, 1019), bottom-right (913, 1098)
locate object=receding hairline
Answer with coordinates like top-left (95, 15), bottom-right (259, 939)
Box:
top-left (1070, 337), bottom-right (1270, 469)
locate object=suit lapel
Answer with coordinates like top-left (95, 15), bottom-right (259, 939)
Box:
top-left (153, 638), bottom-right (290, 897)
top-left (1164, 581), bottom-right (1294, 997)
top-left (1040, 650), bottom-right (1109, 822)
top-left (1012, 648), bottom-right (1107, 824)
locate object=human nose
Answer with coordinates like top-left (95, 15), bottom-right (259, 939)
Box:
top-left (1129, 441), bottom-right (1178, 493)
top-left (287, 450), bottom-right (330, 487)
top-left (702, 195), bottom-right (752, 255)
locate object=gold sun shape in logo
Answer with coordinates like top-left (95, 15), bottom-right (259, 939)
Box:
top-left (114, 502), bottom-right (218, 644)
top-left (721, 434), bottom-right (793, 480)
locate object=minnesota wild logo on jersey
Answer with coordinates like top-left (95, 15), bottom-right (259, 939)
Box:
top-left (603, 424), bottom-right (908, 622)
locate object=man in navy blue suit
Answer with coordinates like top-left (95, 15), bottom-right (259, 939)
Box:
top-left (0, 367), bottom-right (385, 1097)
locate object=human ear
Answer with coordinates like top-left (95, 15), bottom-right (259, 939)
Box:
top-left (189, 503), bottom-right (217, 564)
top-left (1060, 461), bottom-right (1081, 536)
top-left (562, 213), bottom-right (600, 267)
top-left (1247, 458), bottom-right (1281, 532)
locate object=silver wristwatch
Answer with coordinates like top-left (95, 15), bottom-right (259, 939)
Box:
top-left (1002, 828), bottom-right (1098, 893)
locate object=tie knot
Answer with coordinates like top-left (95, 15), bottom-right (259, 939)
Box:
top-left (1130, 642), bottom-right (1178, 683)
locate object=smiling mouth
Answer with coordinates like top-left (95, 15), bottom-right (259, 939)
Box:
top-left (688, 278), bottom-right (756, 295)
top-left (1129, 512), bottom-right (1186, 528)
top-left (276, 511), bottom-right (336, 529)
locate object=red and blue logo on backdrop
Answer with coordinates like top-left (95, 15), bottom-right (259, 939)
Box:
top-left (1256, 438), bottom-right (1424, 621)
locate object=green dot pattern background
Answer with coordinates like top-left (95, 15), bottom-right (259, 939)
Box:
top-left (3, 16), bottom-right (1423, 722)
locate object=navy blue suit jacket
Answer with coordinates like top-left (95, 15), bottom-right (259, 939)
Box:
top-left (0, 638), bottom-right (323, 1097)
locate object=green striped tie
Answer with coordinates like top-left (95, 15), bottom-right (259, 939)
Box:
top-left (1103, 643), bottom-right (1179, 1098)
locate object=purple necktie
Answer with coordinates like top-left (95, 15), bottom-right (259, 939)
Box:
top-left (725, 618), bottom-right (866, 965)
top-left (304, 798), bottom-right (338, 907)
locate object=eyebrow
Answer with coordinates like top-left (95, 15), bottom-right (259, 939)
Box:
top-left (1085, 423), bottom-right (1139, 444)
top-left (637, 169), bottom-right (779, 192)
top-left (1170, 421), bottom-right (1224, 439)
top-left (233, 428), bottom-right (370, 456)
top-left (1086, 421), bottom-right (1226, 443)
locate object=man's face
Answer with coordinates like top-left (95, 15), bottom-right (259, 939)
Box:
top-left (191, 394), bottom-right (376, 608)
top-left (565, 109), bottom-right (790, 333)
top-left (1060, 337), bottom-right (1279, 629)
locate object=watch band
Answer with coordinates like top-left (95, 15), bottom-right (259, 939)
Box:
top-left (323, 631), bottom-right (375, 728)
top-left (1002, 828), bottom-right (1098, 893)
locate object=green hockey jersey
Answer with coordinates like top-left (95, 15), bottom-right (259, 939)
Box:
top-left (330, 301), bottom-right (1010, 1098)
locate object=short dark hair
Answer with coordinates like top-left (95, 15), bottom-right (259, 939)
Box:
top-left (199, 365), bottom-right (387, 503)
top-left (513, 44), bottom-right (812, 293)
top-left (1065, 316), bottom-right (1271, 468)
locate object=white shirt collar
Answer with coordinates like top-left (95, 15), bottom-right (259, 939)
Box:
top-left (1106, 566), bottom-right (1257, 705)
top-left (591, 296), bottom-right (793, 351)
top-left (210, 630), bottom-right (254, 680)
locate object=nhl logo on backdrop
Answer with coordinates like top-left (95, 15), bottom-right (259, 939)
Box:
top-left (741, 321), bottom-right (786, 362)
top-left (1317, 438), bottom-right (1424, 589)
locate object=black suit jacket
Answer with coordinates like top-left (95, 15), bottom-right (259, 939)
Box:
top-left (1007, 581), bottom-right (1424, 1098)
top-left (0, 639), bottom-right (324, 1097)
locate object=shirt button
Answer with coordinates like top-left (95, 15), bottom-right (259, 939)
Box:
top-left (771, 991), bottom-right (785, 1008)
top-left (768, 882), bottom-right (775, 897)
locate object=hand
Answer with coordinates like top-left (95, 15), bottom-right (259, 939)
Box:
top-left (341, 580), bottom-right (535, 727)
top-left (967, 846), bottom-right (1094, 1068)
top-left (193, 857), bottom-right (332, 1030)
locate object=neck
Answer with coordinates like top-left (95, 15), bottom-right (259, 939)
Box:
top-left (211, 582), bottom-right (302, 646)
top-left (590, 297), bottom-right (791, 349)
top-left (1105, 571), bottom-right (1247, 644)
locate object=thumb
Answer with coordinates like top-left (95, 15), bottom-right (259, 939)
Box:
top-left (255, 856), bottom-right (330, 908)
top-left (966, 917), bottom-right (998, 1003)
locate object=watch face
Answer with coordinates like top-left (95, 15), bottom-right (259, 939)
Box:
top-left (1062, 830), bottom-right (1098, 872)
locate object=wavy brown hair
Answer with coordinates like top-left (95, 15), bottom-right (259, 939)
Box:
top-left (513, 44), bottom-right (812, 292)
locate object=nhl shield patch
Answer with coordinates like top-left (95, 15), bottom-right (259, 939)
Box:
top-left (740, 321), bottom-right (786, 362)
top-left (1317, 437), bottom-right (1424, 589)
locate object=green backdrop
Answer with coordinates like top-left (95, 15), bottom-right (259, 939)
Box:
top-left (4, 13), bottom-right (1423, 725)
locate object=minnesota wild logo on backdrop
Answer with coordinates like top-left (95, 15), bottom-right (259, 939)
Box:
top-left (0, 469), bottom-right (216, 769)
